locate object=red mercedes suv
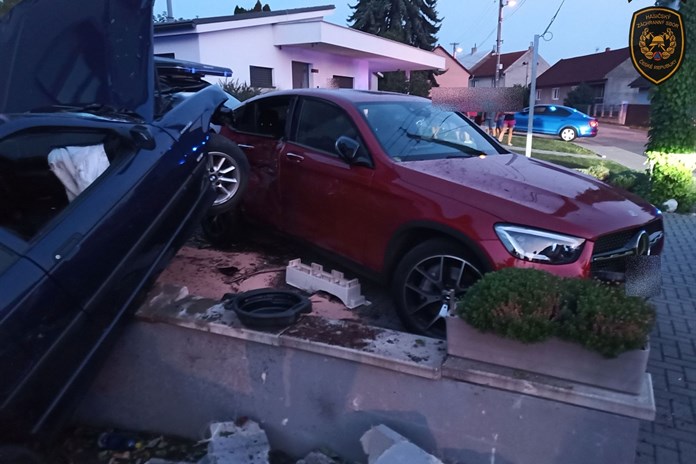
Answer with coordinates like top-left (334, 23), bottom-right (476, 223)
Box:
top-left (219, 89), bottom-right (663, 337)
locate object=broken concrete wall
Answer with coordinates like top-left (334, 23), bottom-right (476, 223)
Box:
top-left (75, 320), bottom-right (642, 464)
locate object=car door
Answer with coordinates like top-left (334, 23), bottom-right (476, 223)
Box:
top-left (544, 107), bottom-right (572, 135)
top-left (0, 228), bottom-right (93, 439)
top-left (279, 96), bottom-right (376, 263)
top-left (225, 95), bottom-right (295, 229)
top-left (0, 117), bottom-right (211, 437)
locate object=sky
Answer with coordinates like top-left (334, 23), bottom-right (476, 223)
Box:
top-left (153, 0), bottom-right (662, 65)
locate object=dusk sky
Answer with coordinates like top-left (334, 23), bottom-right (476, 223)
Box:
top-left (153, 0), bottom-right (662, 65)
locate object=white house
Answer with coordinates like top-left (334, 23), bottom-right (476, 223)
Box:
top-left (154, 5), bottom-right (445, 91)
top-left (468, 48), bottom-right (550, 88)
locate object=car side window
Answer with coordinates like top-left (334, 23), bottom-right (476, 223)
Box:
top-left (232, 97), bottom-right (291, 139)
top-left (552, 108), bottom-right (571, 117)
top-left (294, 98), bottom-right (366, 157)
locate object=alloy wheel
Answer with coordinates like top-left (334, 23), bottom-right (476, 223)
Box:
top-left (208, 150), bottom-right (241, 207)
top-left (401, 254), bottom-right (483, 336)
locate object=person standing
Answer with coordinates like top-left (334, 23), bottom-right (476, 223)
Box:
top-left (495, 112), bottom-right (505, 138)
top-left (498, 112), bottom-right (516, 146)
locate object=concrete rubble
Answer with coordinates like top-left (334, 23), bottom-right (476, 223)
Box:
top-left (144, 421), bottom-right (438, 464)
top-left (361, 425), bottom-right (444, 464)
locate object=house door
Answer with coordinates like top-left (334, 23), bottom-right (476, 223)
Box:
top-left (292, 61), bottom-right (310, 89)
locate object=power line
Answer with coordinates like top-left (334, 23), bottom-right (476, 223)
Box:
top-left (453, 0), bottom-right (498, 48)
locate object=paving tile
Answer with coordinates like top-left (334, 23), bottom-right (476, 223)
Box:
top-left (638, 214), bottom-right (696, 464)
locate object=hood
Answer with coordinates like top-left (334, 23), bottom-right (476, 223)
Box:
top-left (399, 154), bottom-right (659, 239)
top-left (0, 0), bottom-right (154, 120)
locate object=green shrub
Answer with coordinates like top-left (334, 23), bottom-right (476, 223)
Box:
top-left (646, 152), bottom-right (696, 213)
top-left (606, 170), bottom-right (651, 198)
top-left (220, 78), bottom-right (263, 101)
top-left (578, 165), bottom-right (610, 181)
top-left (557, 278), bottom-right (655, 357)
top-left (457, 268), bottom-right (562, 343)
top-left (457, 269), bottom-right (656, 357)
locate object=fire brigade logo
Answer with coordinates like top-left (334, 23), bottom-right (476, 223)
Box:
top-left (630, 7), bottom-right (685, 85)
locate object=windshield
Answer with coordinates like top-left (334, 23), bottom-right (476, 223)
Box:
top-left (357, 101), bottom-right (506, 161)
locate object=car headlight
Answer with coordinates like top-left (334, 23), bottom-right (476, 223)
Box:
top-left (494, 224), bottom-right (585, 264)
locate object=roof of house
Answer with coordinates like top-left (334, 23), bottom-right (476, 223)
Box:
top-left (469, 50), bottom-right (527, 78)
top-left (433, 45), bottom-right (471, 74)
top-left (629, 76), bottom-right (653, 90)
top-left (155, 4), bottom-right (335, 32)
top-left (536, 47), bottom-right (630, 87)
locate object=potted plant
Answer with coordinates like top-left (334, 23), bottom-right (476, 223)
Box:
top-left (447, 268), bottom-right (656, 395)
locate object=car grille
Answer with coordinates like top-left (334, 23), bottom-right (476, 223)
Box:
top-left (590, 217), bottom-right (664, 278)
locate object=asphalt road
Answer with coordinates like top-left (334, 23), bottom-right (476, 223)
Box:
top-left (574, 123), bottom-right (650, 171)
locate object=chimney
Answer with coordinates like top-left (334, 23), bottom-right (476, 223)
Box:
top-left (471, 44), bottom-right (477, 55)
top-left (605, 47), bottom-right (611, 52)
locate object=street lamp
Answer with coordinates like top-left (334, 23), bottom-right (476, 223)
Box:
top-left (494, 0), bottom-right (516, 87)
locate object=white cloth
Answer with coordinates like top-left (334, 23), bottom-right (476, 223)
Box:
top-left (48, 144), bottom-right (110, 201)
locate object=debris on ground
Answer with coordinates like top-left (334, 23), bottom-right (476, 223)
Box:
top-left (360, 425), bottom-right (443, 464)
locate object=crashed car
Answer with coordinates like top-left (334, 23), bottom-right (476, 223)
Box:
top-left (0, 0), bottom-right (241, 452)
top-left (220, 89), bottom-right (664, 337)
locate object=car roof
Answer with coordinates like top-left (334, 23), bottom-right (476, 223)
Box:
top-left (248, 88), bottom-right (431, 106)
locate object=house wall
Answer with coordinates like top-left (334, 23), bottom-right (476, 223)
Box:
top-left (537, 85), bottom-right (574, 105)
top-left (504, 51), bottom-right (550, 88)
top-left (604, 59), bottom-right (649, 105)
top-left (155, 26), bottom-right (370, 91)
top-left (432, 48), bottom-right (469, 88)
top-left (470, 76), bottom-right (494, 88)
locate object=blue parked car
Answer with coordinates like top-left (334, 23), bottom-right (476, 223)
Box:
top-left (514, 104), bottom-right (598, 142)
top-left (0, 0), bottom-right (246, 455)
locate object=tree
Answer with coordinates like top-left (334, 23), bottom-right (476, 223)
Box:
top-left (235, 1), bottom-right (271, 15)
top-left (349, 0), bottom-right (441, 97)
top-left (564, 83), bottom-right (595, 112)
top-left (646, 0), bottom-right (696, 154)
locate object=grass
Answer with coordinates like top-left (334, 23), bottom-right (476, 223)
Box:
top-left (530, 152), bottom-right (633, 173)
top-left (509, 135), bottom-right (596, 155)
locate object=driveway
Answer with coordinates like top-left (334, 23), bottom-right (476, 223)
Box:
top-left (575, 123), bottom-right (649, 171)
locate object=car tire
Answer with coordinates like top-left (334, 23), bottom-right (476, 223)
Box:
top-left (391, 238), bottom-right (485, 338)
top-left (206, 134), bottom-right (249, 215)
top-left (200, 208), bottom-right (244, 248)
top-left (559, 127), bottom-right (577, 142)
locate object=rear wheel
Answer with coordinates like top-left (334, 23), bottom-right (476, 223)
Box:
top-left (391, 239), bottom-right (485, 338)
top-left (206, 134), bottom-right (249, 215)
top-left (559, 127), bottom-right (577, 142)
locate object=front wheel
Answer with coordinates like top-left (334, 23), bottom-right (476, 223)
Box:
top-left (559, 127), bottom-right (577, 142)
top-left (206, 134), bottom-right (250, 215)
top-left (391, 239), bottom-right (485, 338)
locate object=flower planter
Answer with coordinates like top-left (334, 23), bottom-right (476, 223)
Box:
top-left (446, 317), bottom-right (649, 395)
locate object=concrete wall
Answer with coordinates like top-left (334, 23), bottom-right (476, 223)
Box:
top-left (75, 317), bottom-right (650, 464)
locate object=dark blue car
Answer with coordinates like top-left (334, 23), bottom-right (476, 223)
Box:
top-left (0, 0), bottom-right (244, 454)
top-left (514, 104), bottom-right (599, 142)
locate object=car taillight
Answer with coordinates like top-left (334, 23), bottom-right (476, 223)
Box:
top-left (589, 120), bottom-right (598, 128)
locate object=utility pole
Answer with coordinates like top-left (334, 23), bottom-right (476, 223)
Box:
top-left (450, 42), bottom-right (460, 57)
top-left (494, 0), bottom-right (503, 87)
top-left (166, 0), bottom-right (174, 21)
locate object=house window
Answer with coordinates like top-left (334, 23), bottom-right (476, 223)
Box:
top-left (535, 89), bottom-right (541, 101)
top-left (249, 66), bottom-right (273, 88)
top-left (552, 88), bottom-right (560, 100)
top-left (332, 75), bottom-right (354, 89)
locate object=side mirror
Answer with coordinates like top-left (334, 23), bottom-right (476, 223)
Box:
top-left (130, 125), bottom-right (156, 150)
top-left (335, 136), bottom-right (360, 163)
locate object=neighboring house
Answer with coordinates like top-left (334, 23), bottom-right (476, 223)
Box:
top-left (468, 48), bottom-right (550, 88)
top-left (432, 45), bottom-right (471, 88)
top-left (153, 5), bottom-right (444, 92)
top-left (535, 47), bottom-right (647, 106)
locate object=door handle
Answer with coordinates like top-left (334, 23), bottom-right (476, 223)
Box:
top-left (237, 143), bottom-right (254, 149)
top-left (54, 233), bottom-right (82, 262)
top-left (285, 152), bottom-right (304, 161)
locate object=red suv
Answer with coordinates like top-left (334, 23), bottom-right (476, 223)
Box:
top-left (219, 89), bottom-right (663, 337)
